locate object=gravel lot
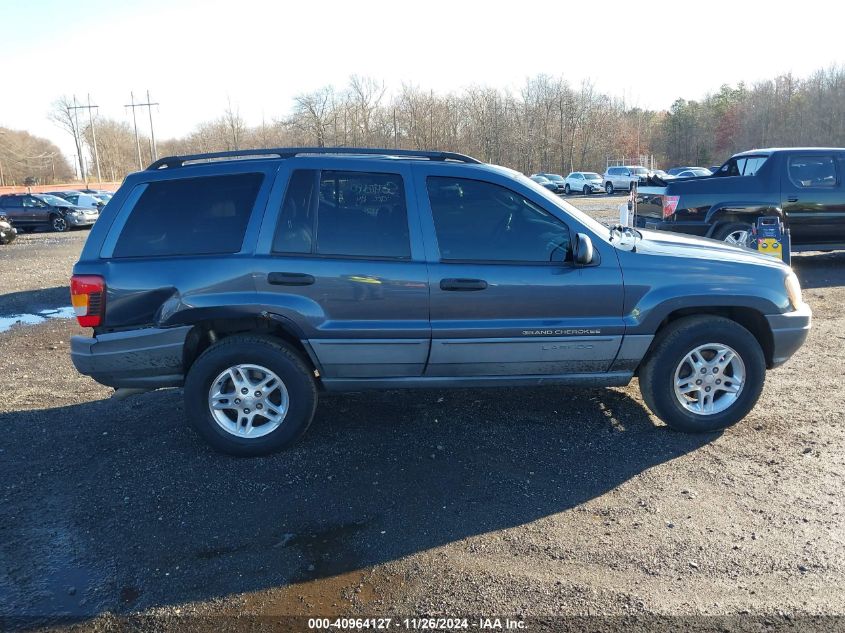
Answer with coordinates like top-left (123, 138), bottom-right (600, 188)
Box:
top-left (1, 196), bottom-right (844, 630)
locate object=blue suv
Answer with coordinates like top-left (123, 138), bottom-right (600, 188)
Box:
top-left (70, 148), bottom-right (811, 455)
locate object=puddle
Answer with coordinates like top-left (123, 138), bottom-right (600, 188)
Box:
top-left (0, 306), bottom-right (75, 333)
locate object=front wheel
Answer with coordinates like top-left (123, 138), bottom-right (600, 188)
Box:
top-left (564, 184), bottom-right (571, 195)
top-left (605, 182), bottom-right (614, 195)
top-left (184, 334), bottom-right (317, 456)
top-left (638, 316), bottom-right (765, 433)
top-left (50, 215), bottom-right (68, 233)
top-left (583, 185), bottom-right (590, 195)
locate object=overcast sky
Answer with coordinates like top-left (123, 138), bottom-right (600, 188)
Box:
top-left (2, 0), bottom-right (844, 161)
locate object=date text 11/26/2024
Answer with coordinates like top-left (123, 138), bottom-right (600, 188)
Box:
top-left (307, 617), bottom-right (526, 630)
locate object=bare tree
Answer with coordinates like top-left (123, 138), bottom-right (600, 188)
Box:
top-left (49, 96), bottom-right (85, 179)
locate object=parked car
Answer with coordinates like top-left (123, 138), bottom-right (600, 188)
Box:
top-left (70, 147), bottom-right (810, 456)
top-left (602, 165), bottom-right (650, 194)
top-left (563, 172), bottom-right (605, 195)
top-left (666, 166), bottom-right (711, 176)
top-left (531, 172), bottom-right (566, 194)
top-left (635, 147), bottom-right (845, 250)
top-left (48, 191), bottom-right (104, 210)
top-left (0, 212), bottom-right (17, 244)
top-left (529, 175), bottom-right (560, 193)
top-left (0, 193), bottom-right (99, 232)
top-left (675, 168), bottom-right (712, 178)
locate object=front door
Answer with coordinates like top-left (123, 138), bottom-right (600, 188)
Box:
top-left (254, 162), bottom-right (430, 379)
top-left (415, 169), bottom-right (625, 377)
top-left (781, 152), bottom-right (845, 244)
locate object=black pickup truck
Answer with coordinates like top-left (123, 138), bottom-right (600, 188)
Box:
top-left (636, 148), bottom-right (845, 250)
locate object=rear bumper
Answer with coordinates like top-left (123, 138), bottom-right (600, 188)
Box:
top-left (70, 326), bottom-right (191, 388)
top-left (635, 216), bottom-right (711, 237)
top-left (766, 303), bottom-right (812, 367)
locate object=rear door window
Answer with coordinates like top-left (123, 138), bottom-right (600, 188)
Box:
top-left (112, 173), bottom-right (264, 258)
top-left (273, 170), bottom-right (410, 259)
top-left (787, 155), bottom-right (838, 188)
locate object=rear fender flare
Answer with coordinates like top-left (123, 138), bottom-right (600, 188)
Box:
top-left (704, 204), bottom-right (784, 236)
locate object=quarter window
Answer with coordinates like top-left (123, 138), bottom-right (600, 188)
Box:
top-left (273, 170), bottom-right (410, 259)
top-left (112, 173), bottom-right (263, 258)
top-left (788, 155), bottom-right (837, 188)
top-left (426, 176), bottom-right (571, 263)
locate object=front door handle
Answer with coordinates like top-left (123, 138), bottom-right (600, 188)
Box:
top-left (440, 278), bottom-right (488, 291)
top-left (268, 272), bottom-right (315, 286)
top-left (787, 196), bottom-right (799, 203)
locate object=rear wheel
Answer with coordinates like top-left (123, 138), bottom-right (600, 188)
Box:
top-left (605, 182), bottom-right (614, 195)
top-left (638, 316), bottom-right (765, 433)
top-left (184, 334), bottom-right (317, 456)
top-left (564, 184), bottom-right (571, 195)
top-left (712, 221), bottom-right (754, 247)
top-left (50, 214), bottom-right (68, 233)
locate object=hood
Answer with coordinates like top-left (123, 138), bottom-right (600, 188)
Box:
top-left (629, 229), bottom-right (789, 270)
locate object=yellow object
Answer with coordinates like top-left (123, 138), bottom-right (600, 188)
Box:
top-left (757, 238), bottom-right (783, 260)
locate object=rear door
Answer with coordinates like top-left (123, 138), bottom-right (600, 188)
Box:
top-left (254, 160), bottom-right (430, 379)
top-left (781, 152), bottom-right (845, 244)
top-left (23, 195), bottom-right (50, 225)
top-left (0, 197), bottom-right (25, 225)
top-left (414, 165), bottom-right (625, 377)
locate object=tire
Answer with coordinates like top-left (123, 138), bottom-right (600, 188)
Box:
top-left (712, 221), bottom-right (755, 247)
top-left (638, 316), bottom-right (765, 433)
top-left (564, 184), bottom-right (571, 195)
top-left (605, 182), bottom-right (614, 195)
top-left (184, 334), bottom-right (317, 456)
top-left (583, 185), bottom-right (590, 195)
top-left (50, 214), bottom-right (68, 233)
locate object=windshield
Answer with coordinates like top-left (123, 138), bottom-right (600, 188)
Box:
top-left (545, 174), bottom-right (565, 182)
top-left (35, 194), bottom-right (73, 206)
top-left (583, 172), bottom-right (601, 179)
top-left (630, 167), bottom-right (648, 174)
top-left (516, 172), bottom-right (610, 238)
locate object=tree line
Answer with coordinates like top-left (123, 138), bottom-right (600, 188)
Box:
top-left (3, 65), bottom-right (843, 186)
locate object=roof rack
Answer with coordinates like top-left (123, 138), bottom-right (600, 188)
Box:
top-left (146, 147), bottom-right (483, 170)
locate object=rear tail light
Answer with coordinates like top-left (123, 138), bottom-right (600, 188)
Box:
top-left (70, 275), bottom-right (105, 327)
top-left (662, 195), bottom-right (680, 218)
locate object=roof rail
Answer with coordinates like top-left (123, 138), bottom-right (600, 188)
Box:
top-left (146, 147), bottom-right (483, 170)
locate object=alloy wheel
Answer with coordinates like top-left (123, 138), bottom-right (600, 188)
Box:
top-left (673, 343), bottom-right (746, 415)
top-left (208, 363), bottom-right (290, 437)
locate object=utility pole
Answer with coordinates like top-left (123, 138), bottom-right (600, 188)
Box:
top-left (140, 90), bottom-right (159, 161)
top-left (70, 95), bottom-right (102, 183)
top-left (125, 91), bottom-right (144, 169)
top-left (71, 95), bottom-right (86, 181)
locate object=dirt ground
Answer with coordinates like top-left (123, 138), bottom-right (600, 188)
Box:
top-left (1, 196), bottom-right (843, 631)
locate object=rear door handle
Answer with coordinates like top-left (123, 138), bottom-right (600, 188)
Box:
top-left (787, 197), bottom-right (799, 203)
top-left (440, 278), bottom-right (488, 291)
top-left (268, 272), bottom-right (315, 286)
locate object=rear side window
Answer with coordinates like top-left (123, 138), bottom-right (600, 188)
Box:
top-left (787, 155), bottom-right (837, 188)
top-left (112, 173), bottom-right (263, 258)
top-left (273, 170), bottom-right (410, 259)
top-left (717, 155), bottom-right (768, 177)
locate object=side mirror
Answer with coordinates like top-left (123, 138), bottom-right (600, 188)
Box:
top-left (574, 233), bottom-right (594, 265)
